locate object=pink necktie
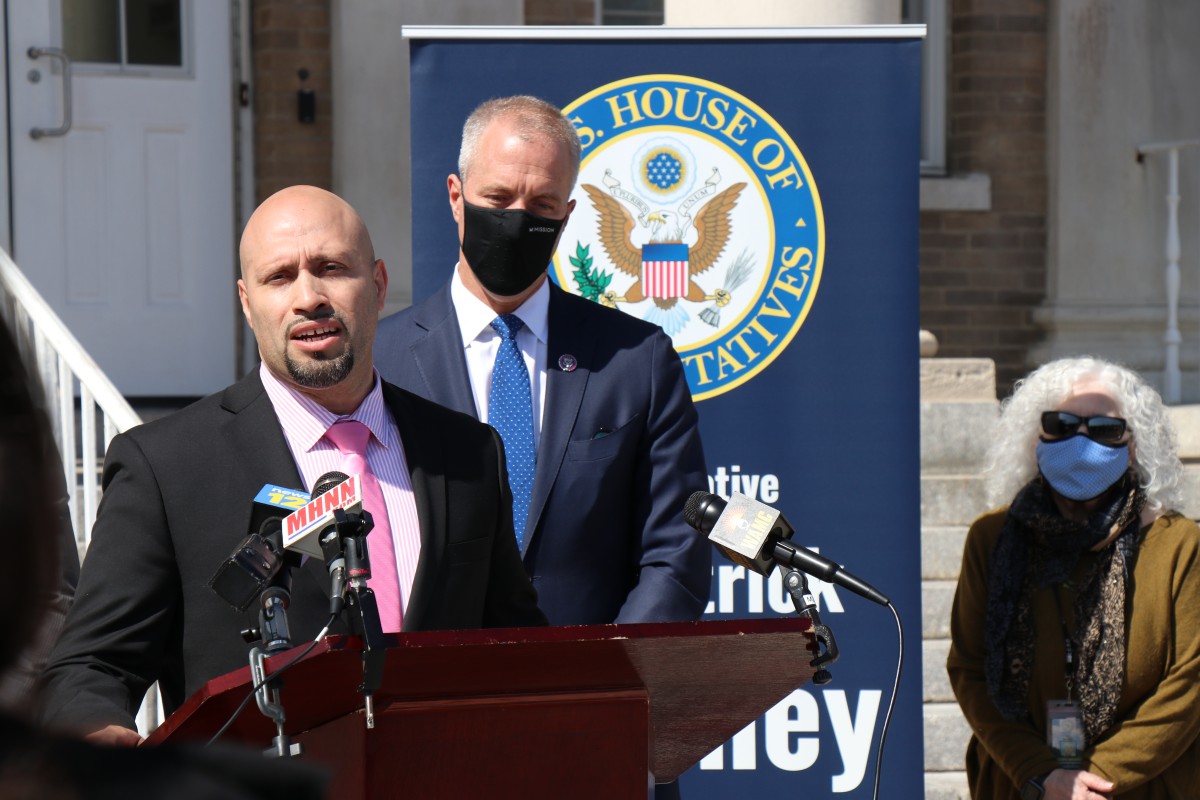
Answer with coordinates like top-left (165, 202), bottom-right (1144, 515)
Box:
top-left (324, 420), bottom-right (402, 632)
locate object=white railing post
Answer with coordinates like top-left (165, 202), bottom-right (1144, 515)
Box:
top-left (0, 248), bottom-right (158, 731)
top-left (1162, 149), bottom-right (1182, 403)
top-left (80, 385), bottom-right (100, 547)
top-left (1138, 138), bottom-right (1200, 404)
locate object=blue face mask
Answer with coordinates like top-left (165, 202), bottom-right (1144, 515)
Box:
top-left (1036, 436), bottom-right (1130, 501)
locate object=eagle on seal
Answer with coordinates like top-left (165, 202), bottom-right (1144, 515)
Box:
top-left (581, 182), bottom-right (745, 335)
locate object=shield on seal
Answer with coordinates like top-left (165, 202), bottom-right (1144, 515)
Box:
top-left (641, 242), bottom-right (689, 299)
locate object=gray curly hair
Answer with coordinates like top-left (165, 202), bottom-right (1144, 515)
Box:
top-left (984, 356), bottom-right (1186, 513)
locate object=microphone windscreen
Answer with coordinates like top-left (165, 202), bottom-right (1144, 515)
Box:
top-left (684, 491), bottom-right (732, 537)
top-left (312, 471), bottom-right (350, 499)
top-left (208, 533), bottom-right (280, 611)
top-left (209, 487), bottom-right (307, 611)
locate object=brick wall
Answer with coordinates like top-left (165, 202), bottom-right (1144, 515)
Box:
top-left (251, 0), bottom-right (333, 202)
top-left (920, 0), bottom-right (1048, 396)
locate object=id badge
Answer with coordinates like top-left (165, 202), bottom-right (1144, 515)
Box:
top-left (1046, 700), bottom-right (1085, 767)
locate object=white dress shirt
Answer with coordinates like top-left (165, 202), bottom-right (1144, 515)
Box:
top-left (449, 264), bottom-right (549, 447)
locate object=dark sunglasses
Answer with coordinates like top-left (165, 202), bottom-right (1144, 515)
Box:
top-left (1040, 411), bottom-right (1127, 444)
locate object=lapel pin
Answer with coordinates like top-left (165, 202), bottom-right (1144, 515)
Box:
top-left (557, 354), bottom-right (578, 372)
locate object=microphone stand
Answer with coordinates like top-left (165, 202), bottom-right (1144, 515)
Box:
top-left (781, 567), bottom-right (838, 685)
top-left (248, 645), bottom-right (300, 758)
top-left (326, 508), bottom-right (387, 729)
top-left (242, 548), bottom-right (303, 758)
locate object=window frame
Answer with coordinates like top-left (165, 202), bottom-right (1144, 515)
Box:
top-left (906, 0), bottom-right (948, 175)
top-left (56, 0), bottom-right (193, 79)
top-left (594, 0), bottom-right (664, 26)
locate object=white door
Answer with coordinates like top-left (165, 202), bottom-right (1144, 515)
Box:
top-left (7, 0), bottom-right (236, 396)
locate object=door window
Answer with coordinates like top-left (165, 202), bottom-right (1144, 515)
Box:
top-left (62, 0), bottom-right (186, 72)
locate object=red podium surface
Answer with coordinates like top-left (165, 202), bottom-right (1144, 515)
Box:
top-left (148, 617), bottom-right (815, 798)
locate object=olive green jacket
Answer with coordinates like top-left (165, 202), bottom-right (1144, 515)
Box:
top-left (948, 509), bottom-right (1200, 799)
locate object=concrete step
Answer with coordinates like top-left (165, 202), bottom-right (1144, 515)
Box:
top-left (922, 579), bottom-right (955, 639)
top-left (1179, 463), bottom-right (1200, 520)
top-left (920, 401), bottom-right (997, 473)
top-left (920, 358), bottom-right (996, 404)
top-left (925, 770), bottom-right (971, 800)
top-left (922, 638), bottom-right (953, 703)
top-left (921, 525), bottom-right (967, 581)
top-left (921, 474), bottom-right (991, 527)
top-left (1167, 405), bottom-right (1200, 459)
top-left (924, 701), bottom-right (972, 772)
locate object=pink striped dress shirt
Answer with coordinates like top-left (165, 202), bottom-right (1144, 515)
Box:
top-left (259, 364), bottom-right (422, 616)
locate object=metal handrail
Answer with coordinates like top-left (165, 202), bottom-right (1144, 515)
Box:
top-left (1137, 138), bottom-right (1200, 404)
top-left (0, 248), bottom-right (160, 732)
top-left (1136, 138), bottom-right (1200, 158)
top-left (0, 248), bottom-right (141, 538)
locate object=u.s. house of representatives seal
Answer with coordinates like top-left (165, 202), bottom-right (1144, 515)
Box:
top-left (554, 74), bottom-right (825, 401)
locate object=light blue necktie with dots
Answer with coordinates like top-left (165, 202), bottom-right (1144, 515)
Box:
top-left (488, 314), bottom-right (535, 548)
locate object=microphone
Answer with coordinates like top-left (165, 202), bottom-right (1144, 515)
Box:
top-left (313, 471), bottom-right (350, 614)
top-left (282, 471), bottom-right (366, 557)
top-left (208, 483), bottom-right (311, 611)
top-left (683, 491), bottom-right (890, 606)
top-left (311, 470), bottom-right (350, 499)
top-left (302, 470), bottom-right (376, 614)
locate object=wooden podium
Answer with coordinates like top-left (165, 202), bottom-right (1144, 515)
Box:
top-left (148, 617), bottom-right (815, 798)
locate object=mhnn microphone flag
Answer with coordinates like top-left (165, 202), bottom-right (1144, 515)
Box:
top-left (283, 474), bottom-right (362, 557)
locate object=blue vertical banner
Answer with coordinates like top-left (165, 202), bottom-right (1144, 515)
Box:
top-left (406, 27), bottom-right (923, 798)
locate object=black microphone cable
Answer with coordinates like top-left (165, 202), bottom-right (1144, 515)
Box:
top-left (206, 612), bottom-right (337, 747)
top-left (869, 599), bottom-right (903, 800)
top-left (683, 490), bottom-right (904, 799)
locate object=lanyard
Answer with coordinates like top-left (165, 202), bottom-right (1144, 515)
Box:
top-left (1051, 585), bottom-right (1076, 701)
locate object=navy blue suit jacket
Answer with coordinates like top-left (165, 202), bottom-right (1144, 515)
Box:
top-left (375, 282), bottom-right (711, 626)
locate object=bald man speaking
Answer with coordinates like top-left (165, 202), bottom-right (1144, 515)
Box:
top-left (39, 186), bottom-right (545, 745)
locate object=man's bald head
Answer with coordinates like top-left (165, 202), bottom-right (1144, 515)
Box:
top-left (239, 185), bottom-right (376, 278)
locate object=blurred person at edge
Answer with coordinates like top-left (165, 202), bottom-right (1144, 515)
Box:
top-left (948, 357), bottom-right (1200, 800)
top-left (0, 321), bottom-right (328, 799)
top-left (0, 349), bottom-right (78, 712)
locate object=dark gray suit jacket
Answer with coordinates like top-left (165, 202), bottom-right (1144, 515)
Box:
top-left (375, 282), bottom-right (711, 626)
top-left (38, 371), bottom-right (545, 733)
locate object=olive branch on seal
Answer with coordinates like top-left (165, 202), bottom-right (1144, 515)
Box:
top-left (569, 242), bottom-right (612, 302)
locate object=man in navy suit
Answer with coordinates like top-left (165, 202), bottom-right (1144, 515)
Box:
top-left (375, 96), bottom-right (711, 627)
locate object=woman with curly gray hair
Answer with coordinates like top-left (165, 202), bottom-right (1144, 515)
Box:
top-left (947, 357), bottom-right (1200, 800)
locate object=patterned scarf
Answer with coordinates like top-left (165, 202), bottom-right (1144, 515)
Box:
top-left (983, 473), bottom-right (1144, 745)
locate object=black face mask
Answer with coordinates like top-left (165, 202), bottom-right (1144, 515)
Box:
top-left (461, 199), bottom-right (566, 297)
